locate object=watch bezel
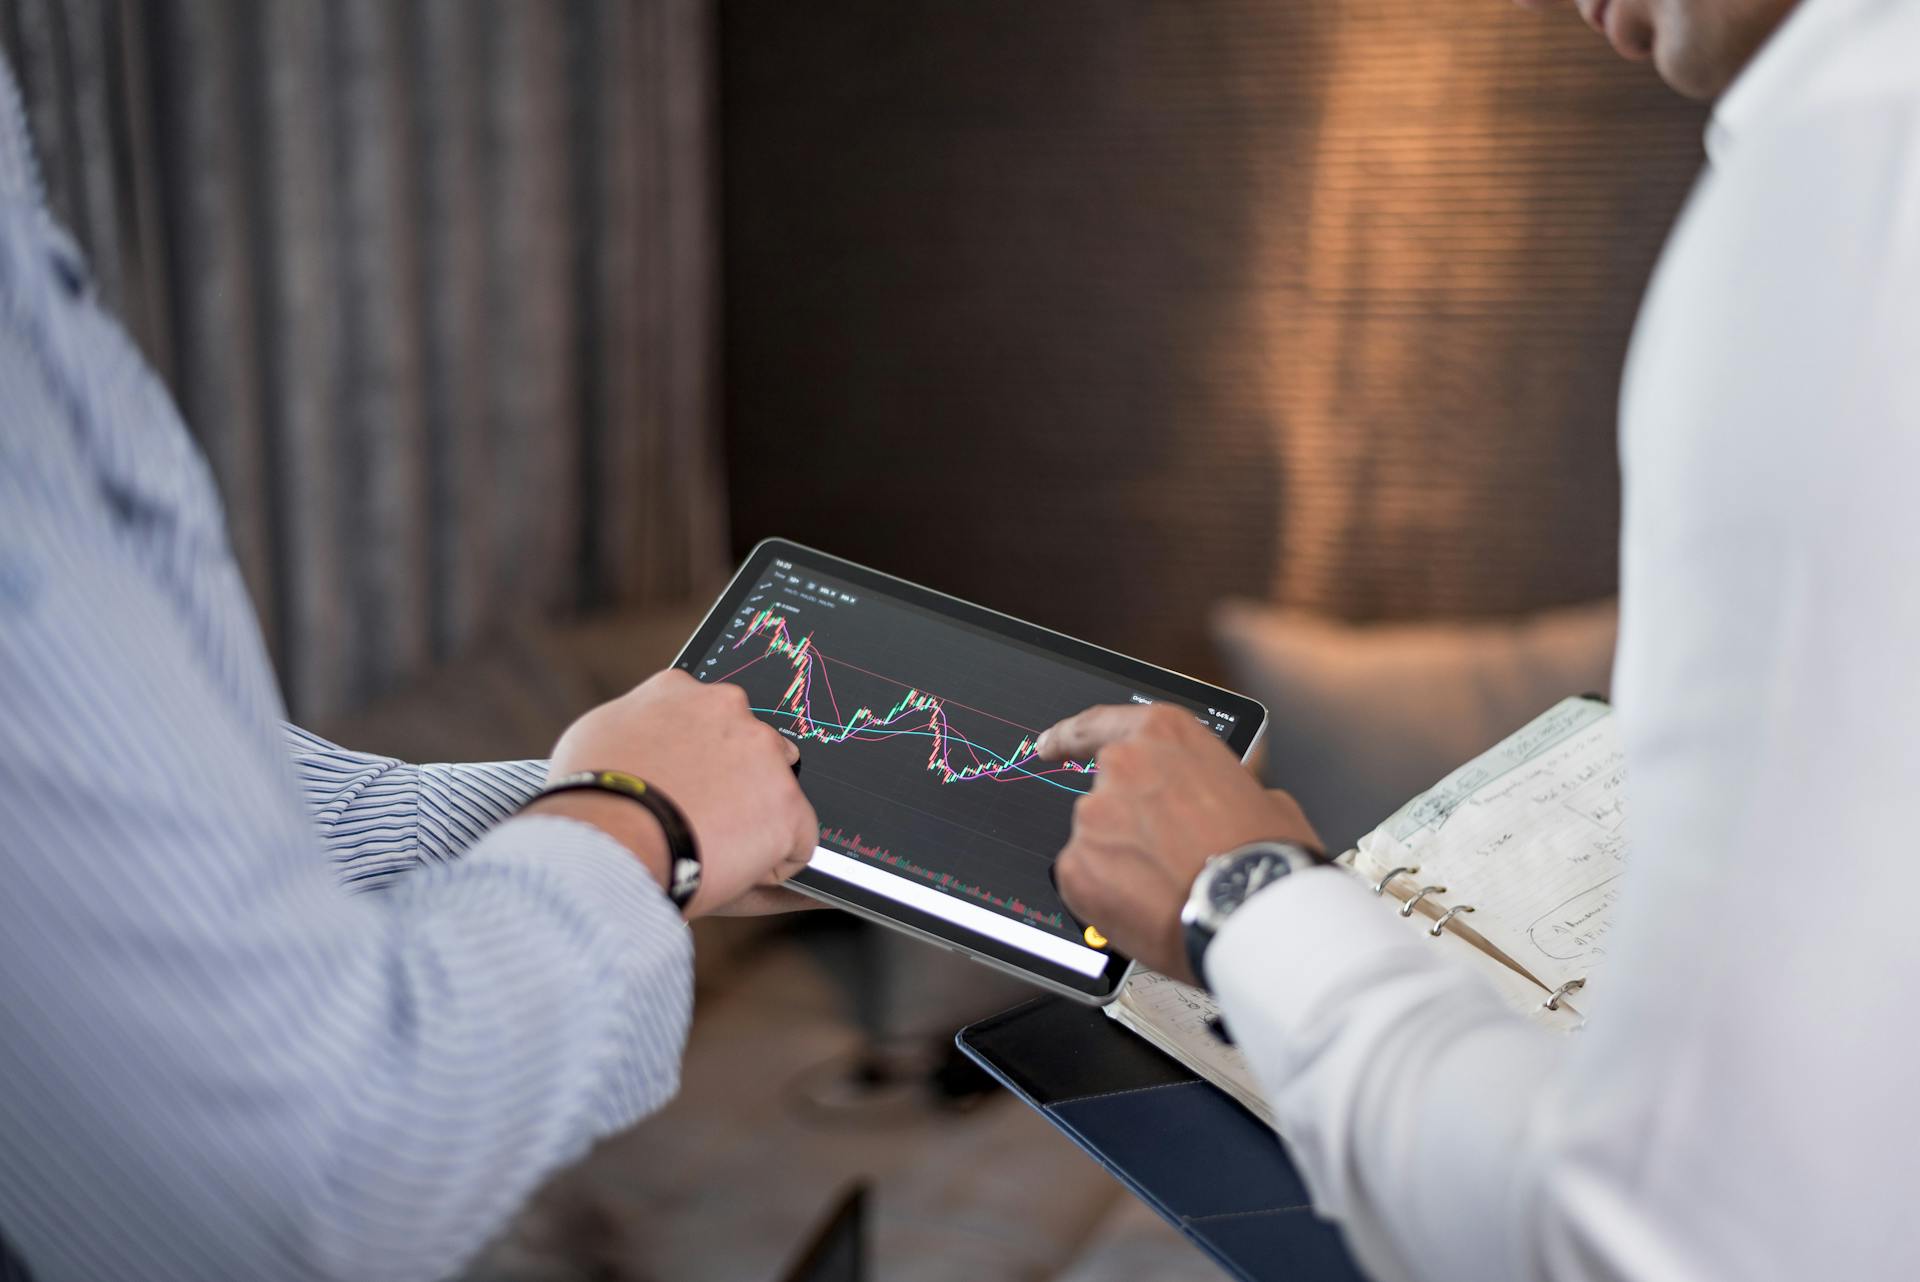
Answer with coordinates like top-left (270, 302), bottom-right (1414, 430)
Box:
top-left (1181, 840), bottom-right (1316, 986)
top-left (1192, 842), bottom-right (1305, 921)
top-left (1181, 851), bottom-right (1239, 937)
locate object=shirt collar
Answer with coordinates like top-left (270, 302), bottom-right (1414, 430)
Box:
top-left (1707, 0), bottom-right (1901, 165)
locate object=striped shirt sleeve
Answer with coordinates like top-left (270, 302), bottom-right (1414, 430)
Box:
top-left (280, 725), bottom-right (550, 890)
top-left (0, 266), bottom-right (693, 1281)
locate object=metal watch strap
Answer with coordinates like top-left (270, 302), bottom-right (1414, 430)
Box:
top-left (528, 770), bottom-right (702, 912)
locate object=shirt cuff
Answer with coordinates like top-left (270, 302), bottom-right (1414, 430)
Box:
top-left (1206, 864), bottom-right (1559, 1282)
top-left (1208, 864), bottom-right (1438, 1034)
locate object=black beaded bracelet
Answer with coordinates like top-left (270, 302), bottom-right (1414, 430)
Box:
top-left (528, 770), bottom-right (702, 912)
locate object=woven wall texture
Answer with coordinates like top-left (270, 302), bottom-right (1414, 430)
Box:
top-left (721, 1), bottom-right (1707, 679)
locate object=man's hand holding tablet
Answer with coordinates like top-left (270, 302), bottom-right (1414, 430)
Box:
top-left (524, 669), bottom-right (820, 917)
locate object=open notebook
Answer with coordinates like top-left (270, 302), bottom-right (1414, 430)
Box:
top-left (1106, 696), bottom-right (1624, 1129)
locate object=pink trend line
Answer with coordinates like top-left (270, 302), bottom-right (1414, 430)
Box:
top-left (730, 613), bottom-right (1047, 734)
top-left (727, 611), bottom-right (1098, 789)
top-left (711, 648), bottom-right (773, 685)
top-left (820, 652), bottom-right (1043, 735)
top-left (811, 642), bottom-right (848, 729)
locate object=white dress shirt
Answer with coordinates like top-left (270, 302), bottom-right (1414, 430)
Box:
top-left (1208, 1), bottom-right (1920, 1278)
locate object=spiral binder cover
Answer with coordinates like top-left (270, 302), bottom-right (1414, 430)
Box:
top-left (1107, 696), bottom-right (1624, 1127)
top-left (1340, 695), bottom-right (1622, 1023)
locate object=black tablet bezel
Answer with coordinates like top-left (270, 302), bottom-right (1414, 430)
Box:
top-left (672, 538), bottom-right (1269, 1003)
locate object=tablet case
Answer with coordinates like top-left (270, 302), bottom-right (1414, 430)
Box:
top-left (956, 997), bottom-right (1365, 1282)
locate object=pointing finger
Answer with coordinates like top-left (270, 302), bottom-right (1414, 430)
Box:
top-left (1035, 704), bottom-right (1154, 762)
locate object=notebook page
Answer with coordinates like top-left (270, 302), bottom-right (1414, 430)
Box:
top-left (1349, 698), bottom-right (1625, 1003)
top-left (1108, 969), bottom-right (1275, 1127)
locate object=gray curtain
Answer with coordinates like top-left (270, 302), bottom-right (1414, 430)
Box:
top-left (1, 0), bottom-right (726, 723)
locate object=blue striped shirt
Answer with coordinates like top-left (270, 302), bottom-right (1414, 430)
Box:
top-left (0, 57), bottom-right (692, 1282)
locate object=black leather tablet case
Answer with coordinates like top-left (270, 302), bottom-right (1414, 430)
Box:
top-left (957, 996), bottom-right (1366, 1282)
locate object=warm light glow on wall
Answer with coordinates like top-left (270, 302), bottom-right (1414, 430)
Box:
top-left (721, 1), bottom-right (1707, 683)
top-left (1240, 2), bottom-right (1705, 619)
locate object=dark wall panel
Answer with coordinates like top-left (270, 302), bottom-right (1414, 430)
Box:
top-left (721, 1), bottom-right (1705, 679)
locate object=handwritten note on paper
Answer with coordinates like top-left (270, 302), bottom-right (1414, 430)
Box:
top-left (1351, 699), bottom-right (1628, 1000)
top-left (1107, 970), bottom-right (1275, 1127)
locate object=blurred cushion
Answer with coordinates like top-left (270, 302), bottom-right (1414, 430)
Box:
top-left (1211, 598), bottom-right (1618, 852)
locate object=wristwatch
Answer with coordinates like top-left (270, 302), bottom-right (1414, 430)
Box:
top-left (1180, 840), bottom-right (1321, 990)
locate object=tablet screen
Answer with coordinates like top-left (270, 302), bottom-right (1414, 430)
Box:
top-left (675, 540), bottom-right (1265, 1001)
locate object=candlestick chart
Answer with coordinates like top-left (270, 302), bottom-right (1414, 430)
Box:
top-left (695, 575), bottom-right (1152, 955)
top-left (690, 568), bottom-right (1200, 961)
top-left (716, 609), bottom-right (1100, 795)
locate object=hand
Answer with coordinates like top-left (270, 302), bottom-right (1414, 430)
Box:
top-left (1035, 703), bottom-right (1323, 985)
top-left (537, 669), bottom-right (818, 918)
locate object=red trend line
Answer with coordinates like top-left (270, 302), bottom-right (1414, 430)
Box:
top-left (711, 648), bottom-right (773, 685)
top-left (728, 611), bottom-right (1097, 788)
top-left (812, 643), bottom-right (848, 729)
top-left (818, 652), bottom-right (1043, 735)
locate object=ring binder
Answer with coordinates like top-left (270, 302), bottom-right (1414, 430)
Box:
top-left (1543, 978), bottom-right (1586, 1011)
top-left (1400, 885), bottom-right (1448, 917)
top-left (1429, 903), bottom-right (1476, 937)
top-left (1370, 865), bottom-right (1420, 895)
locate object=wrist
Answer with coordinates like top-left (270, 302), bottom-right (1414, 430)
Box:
top-left (520, 792), bottom-right (672, 892)
top-left (1181, 840), bottom-right (1321, 991)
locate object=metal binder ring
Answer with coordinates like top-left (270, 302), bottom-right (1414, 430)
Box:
top-left (1399, 885), bottom-right (1448, 917)
top-left (1370, 865), bottom-right (1420, 896)
top-left (1544, 978), bottom-right (1587, 1011)
top-left (1429, 903), bottom-right (1476, 937)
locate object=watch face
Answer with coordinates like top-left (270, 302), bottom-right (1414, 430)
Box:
top-left (1206, 850), bottom-right (1289, 914)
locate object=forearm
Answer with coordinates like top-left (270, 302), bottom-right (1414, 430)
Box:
top-left (0, 798), bottom-right (690, 1282)
top-left (307, 815), bottom-right (692, 1277)
top-left (6, 634), bottom-right (685, 1281)
top-left (1209, 870), bottom-right (1569, 1282)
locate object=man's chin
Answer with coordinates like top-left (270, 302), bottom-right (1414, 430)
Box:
top-left (1645, 18), bottom-right (1749, 102)
top-left (1648, 0), bottom-right (1804, 103)
top-left (1651, 44), bottom-right (1728, 101)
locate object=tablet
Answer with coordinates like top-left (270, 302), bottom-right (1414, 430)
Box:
top-left (672, 539), bottom-right (1268, 1003)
